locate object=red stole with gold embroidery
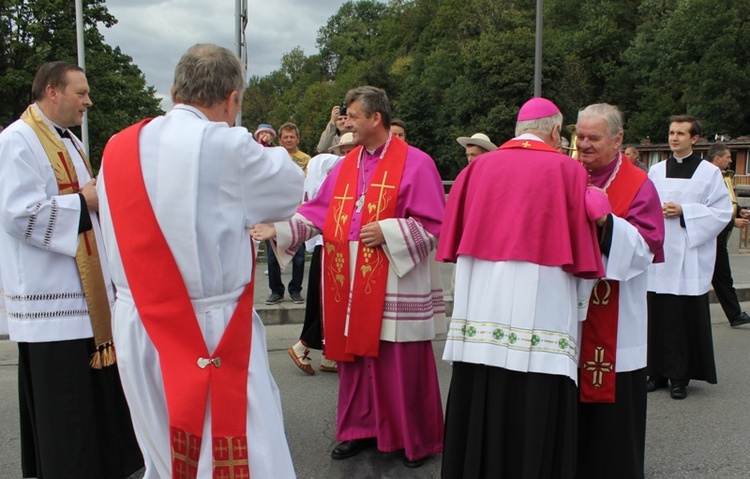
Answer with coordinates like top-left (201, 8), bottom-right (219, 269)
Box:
top-left (103, 120), bottom-right (254, 478)
top-left (322, 136), bottom-right (408, 361)
top-left (580, 157), bottom-right (646, 403)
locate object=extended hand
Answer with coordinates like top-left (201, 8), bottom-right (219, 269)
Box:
top-left (250, 223), bottom-right (276, 241)
top-left (360, 222), bottom-right (385, 248)
top-left (330, 105), bottom-right (340, 124)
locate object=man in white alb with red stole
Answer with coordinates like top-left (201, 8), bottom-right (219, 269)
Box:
top-left (252, 86), bottom-right (446, 468)
top-left (437, 98), bottom-right (607, 479)
top-left (97, 44), bottom-right (302, 479)
top-left (575, 104), bottom-right (665, 479)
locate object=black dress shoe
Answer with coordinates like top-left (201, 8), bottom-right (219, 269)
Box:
top-left (402, 453), bottom-right (427, 468)
top-left (331, 439), bottom-right (373, 460)
top-left (730, 312), bottom-right (750, 328)
top-left (647, 376), bottom-right (668, 393)
top-left (670, 384), bottom-right (687, 400)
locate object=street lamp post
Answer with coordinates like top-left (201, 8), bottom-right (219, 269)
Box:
top-left (534, 0), bottom-right (543, 97)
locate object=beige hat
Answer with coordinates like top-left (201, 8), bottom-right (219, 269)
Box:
top-left (329, 132), bottom-right (356, 153)
top-left (457, 133), bottom-right (497, 152)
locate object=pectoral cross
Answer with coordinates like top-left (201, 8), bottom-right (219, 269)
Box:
top-left (355, 194), bottom-right (365, 213)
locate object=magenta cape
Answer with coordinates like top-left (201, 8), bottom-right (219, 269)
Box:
top-left (299, 142), bottom-right (445, 238)
top-left (436, 139), bottom-right (605, 279)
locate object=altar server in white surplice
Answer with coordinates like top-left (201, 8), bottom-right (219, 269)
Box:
top-left (646, 115), bottom-right (732, 401)
top-left (97, 44), bottom-right (302, 479)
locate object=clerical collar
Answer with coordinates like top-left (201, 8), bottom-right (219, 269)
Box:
top-left (362, 132), bottom-right (392, 156)
top-left (172, 104), bottom-right (209, 121)
top-left (514, 133), bottom-right (544, 143)
top-left (55, 127), bottom-right (71, 139)
top-left (673, 151), bottom-right (693, 163)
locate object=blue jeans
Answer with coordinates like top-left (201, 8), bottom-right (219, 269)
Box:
top-left (266, 240), bottom-right (305, 295)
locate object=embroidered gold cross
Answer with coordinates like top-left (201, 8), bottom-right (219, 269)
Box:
top-left (370, 170), bottom-right (395, 221)
top-left (332, 184), bottom-right (353, 237)
top-left (522, 141), bottom-right (531, 148)
top-left (582, 346), bottom-right (614, 387)
top-left (213, 437), bottom-right (250, 479)
top-left (172, 430), bottom-right (199, 479)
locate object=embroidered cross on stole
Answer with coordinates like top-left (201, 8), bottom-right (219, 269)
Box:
top-left (579, 158), bottom-right (647, 403)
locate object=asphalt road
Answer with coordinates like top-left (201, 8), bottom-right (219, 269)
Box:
top-left (2, 301), bottom-right (750, 478)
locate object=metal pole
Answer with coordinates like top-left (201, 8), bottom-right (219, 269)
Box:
top-left (534, 0), bottom-right (543, 97)
top-left (235, 0), bottom-right (244, 126)
top-left (75, 0), bottom-right (89, 154)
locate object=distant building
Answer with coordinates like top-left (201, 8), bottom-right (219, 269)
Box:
top-left (632, 136), bottom-right (750, 196)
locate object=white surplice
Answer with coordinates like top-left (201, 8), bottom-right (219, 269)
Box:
top-left (602, 215), bottom-right (656, 372)
top-left (442, 259), bottom-right (594, 383)
top-left (0, 104), bottom-right (113, 342)
top-left (647, 160), bottom-right (732, 295)
top-left (97, 105), bottom-right (303, 479)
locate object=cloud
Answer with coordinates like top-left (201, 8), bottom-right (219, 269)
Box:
top-left (101, 0), bottom-right (350, 108)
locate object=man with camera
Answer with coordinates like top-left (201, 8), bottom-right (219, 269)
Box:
top-left (316, 103), bottom-right (352, 153)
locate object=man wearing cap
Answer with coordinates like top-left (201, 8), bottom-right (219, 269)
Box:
top-left (575, 103), bottom-right (665, 479)
top-left (456, 132), bottom-right (497, 163)
top-left (253, 86), bottom-right (446, 468)
top-left (287, 132), bottom-right (357, 375)
top-left (438, 97), bottom-right (607, 478)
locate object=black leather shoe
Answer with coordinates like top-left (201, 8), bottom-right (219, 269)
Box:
top-left (403, 453), bottom-right (427, 468)
top-left (647, 376), bottom-right (668, 393)
top-left (670, 384), bottom-right (687, 400)
top-left (331, 439), bottom-right (373, 460)
top-left (730, 312), bottom-right (750, 328)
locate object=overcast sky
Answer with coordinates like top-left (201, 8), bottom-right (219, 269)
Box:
top-left (101, 0), bottom-right (352, 108)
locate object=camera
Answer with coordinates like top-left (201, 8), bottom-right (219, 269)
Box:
top-left (339, 103), bottom-right (347, 116)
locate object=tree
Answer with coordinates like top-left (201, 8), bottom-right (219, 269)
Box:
top-left (0, 0), bottom-right (163, 169)
top-left (621, 0), bottom-right (750, 141)
top-left (240, 0), bottom-right (750, 178)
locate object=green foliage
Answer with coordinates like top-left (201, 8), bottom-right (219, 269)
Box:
top-left (0, 0), bottom-right (163, 170)
top-left (244, 0), bottom-right (750, 178)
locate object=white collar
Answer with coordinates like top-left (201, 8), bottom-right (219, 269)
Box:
top-left (171, 104), bottom-right (209, 121)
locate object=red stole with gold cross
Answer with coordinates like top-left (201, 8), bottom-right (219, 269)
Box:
top-left (580, 157), bottom-right (646, 402)
top-left (103, 120), bottom-right (254, 478)
top-left (322, 136), bottom-right (408, 361)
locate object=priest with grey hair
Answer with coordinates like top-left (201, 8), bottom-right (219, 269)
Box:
top-left (575, 103), bottom-right (664, 479)
top-left (97, 43), bottom-right (302, 479)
